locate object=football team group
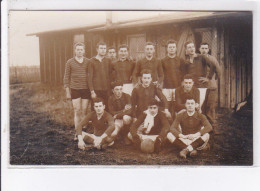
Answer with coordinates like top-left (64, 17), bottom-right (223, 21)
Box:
top-left (63, 39), bottom-right (221, 159)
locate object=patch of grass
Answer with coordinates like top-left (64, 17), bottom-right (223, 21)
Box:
top-left (10, 66), bottom-right (40, 84)
top-left (9, 83), bottom-right (253, 165)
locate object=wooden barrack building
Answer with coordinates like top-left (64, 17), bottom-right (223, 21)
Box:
top-left (28, 11), bottom-right (253, 108)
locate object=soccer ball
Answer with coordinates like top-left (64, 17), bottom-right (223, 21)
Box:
top-left (140, 139), bottom-right (154, 153)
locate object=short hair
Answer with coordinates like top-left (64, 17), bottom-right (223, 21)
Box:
top-left (145, 42), bottom-right (155, 47)
top-left (185, 95), bottom-right (196, 103)
top-left (108, 46), bottom-right (116, 51)
top-left (200, 42), bottom-right (209, 47)
top-left (140, 69), bottom-right (152, 77)
top-left (96, 41), bottom-right (106, 49)
top-left (118, 44), bottom-right (129, 51)
top-left (111, 81), bottom-right (123, 89)
top-left (92, 97), bottom-right (105, 105)
top-left (183, 74), bottom-right (194, 80)
top-left (184, 41), bottom-right (195, 49)
top-left (147, 98), bottom-right (160, 107)
top-left (166, 39), bottom-right (177, 47)
top-left (74, 42), bottom-right (85, 49)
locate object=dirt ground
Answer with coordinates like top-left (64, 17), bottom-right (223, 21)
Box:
top-left (9, 83), bottom-right (253, 165)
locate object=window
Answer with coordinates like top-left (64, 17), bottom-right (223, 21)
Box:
top-left (127, 34), bottom-right (146, 61)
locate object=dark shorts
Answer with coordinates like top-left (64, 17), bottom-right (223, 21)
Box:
top-left (71, 89), bottom-right (91, 100)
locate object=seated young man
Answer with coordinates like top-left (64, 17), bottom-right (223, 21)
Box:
top-left (167, 96), bottom-right (212, 158)
top-left (108, 81), bottom-right (132, 143)
top-left (76, 97), bottom-right (116, 150)
top-left (131, 69), bottom-right (171, 119)
top-left (128, 99), bottom-right (170, 153)
top-left (174, 74), bottom-right (200, 114)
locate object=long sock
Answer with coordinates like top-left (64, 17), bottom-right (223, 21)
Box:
top-left (191, 138), bottom-right (205, 149)
top-left (172, 138), bottom-right (187, 150)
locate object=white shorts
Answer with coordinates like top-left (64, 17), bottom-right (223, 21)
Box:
top-left (123, 83), bottom-right (134, 96)
top-left (198, 88), bottom-right (207, 110)
top-left (162, 88), bottom-right (176, 101)
top-left (179, 133), bottom-right (210, 150)
top-left (82, 131), bottom-right (114, 147)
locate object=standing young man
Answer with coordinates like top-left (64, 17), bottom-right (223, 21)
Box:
top-left (199, 42), bottom-right (222, 126)
top-left (108, 81), bottom-right (132, 144)
top-left (182, 41), bottom-right (219, 110)
top-left (131, 69), bottom-right (171, 119)
top-left (77, 97), bottom-right (116, 150)
top-left (88, 42), bottom-right (112, 106)
top-left (167, 97), bottom-right (213, 158)
top-left (107, 46), bottom-right (117, 63)
top-left (132, 42), bottom-right (164, 88)
top-left (63, 43), bottom-right (90, 139)
top-left (112, 44), bottom-right (136, 95)
top-left (161, 39), bottom-right (184, 103)
top-left (128, 99), bottom-right (170, 153)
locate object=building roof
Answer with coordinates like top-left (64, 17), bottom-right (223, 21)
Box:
top-left (27, 11), bottom-right (250, 36)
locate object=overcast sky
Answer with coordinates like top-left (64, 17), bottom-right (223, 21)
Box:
top-left (9, 11), bottom-right (171, 66)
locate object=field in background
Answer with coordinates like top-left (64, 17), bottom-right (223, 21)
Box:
top-left (9, 83), bottom-right (253, 165)
top-left (10, 66), bottom-right (40, 84)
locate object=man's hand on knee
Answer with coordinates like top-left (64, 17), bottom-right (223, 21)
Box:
top-left (124, 104), bottom-right (132, 111)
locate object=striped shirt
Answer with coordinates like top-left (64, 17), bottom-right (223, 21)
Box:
top-left (63, 57), bottom-right (89, 89)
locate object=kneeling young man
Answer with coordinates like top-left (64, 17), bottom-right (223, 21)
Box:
top-left (167, 96), bottom-right (212, 158)
top-left (128, 99), bottom-right (170, 153)
top-left (131, 69), bottom-right (171, 119)
top-left (174, 74), bottom-right (200, 114)
top-left (76, 97), bottom-right (115, 150)
top-left (108, 81), bottom-right (132, 143)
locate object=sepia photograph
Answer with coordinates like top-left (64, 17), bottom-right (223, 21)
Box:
top-left (8, 10), bottom-right (253, 166)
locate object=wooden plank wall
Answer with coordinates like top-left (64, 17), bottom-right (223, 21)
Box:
top-left (218, 23), bottom-right (227, 108)
top-left (223, 15), bottom-right (252, 108)
top-left (39, 33), bottom-right (73, 85)
top-left (38, 15), bottom-right (252, 108)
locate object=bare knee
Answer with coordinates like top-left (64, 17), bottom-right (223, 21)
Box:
top-left (74, 109), bottom-right (81, 117)
top-left (115, 120), bottom-right (123, 129)
top-left (82, 109), bottom-right (87, 116)
top-left (123, 115), bottom-right (132, 125)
